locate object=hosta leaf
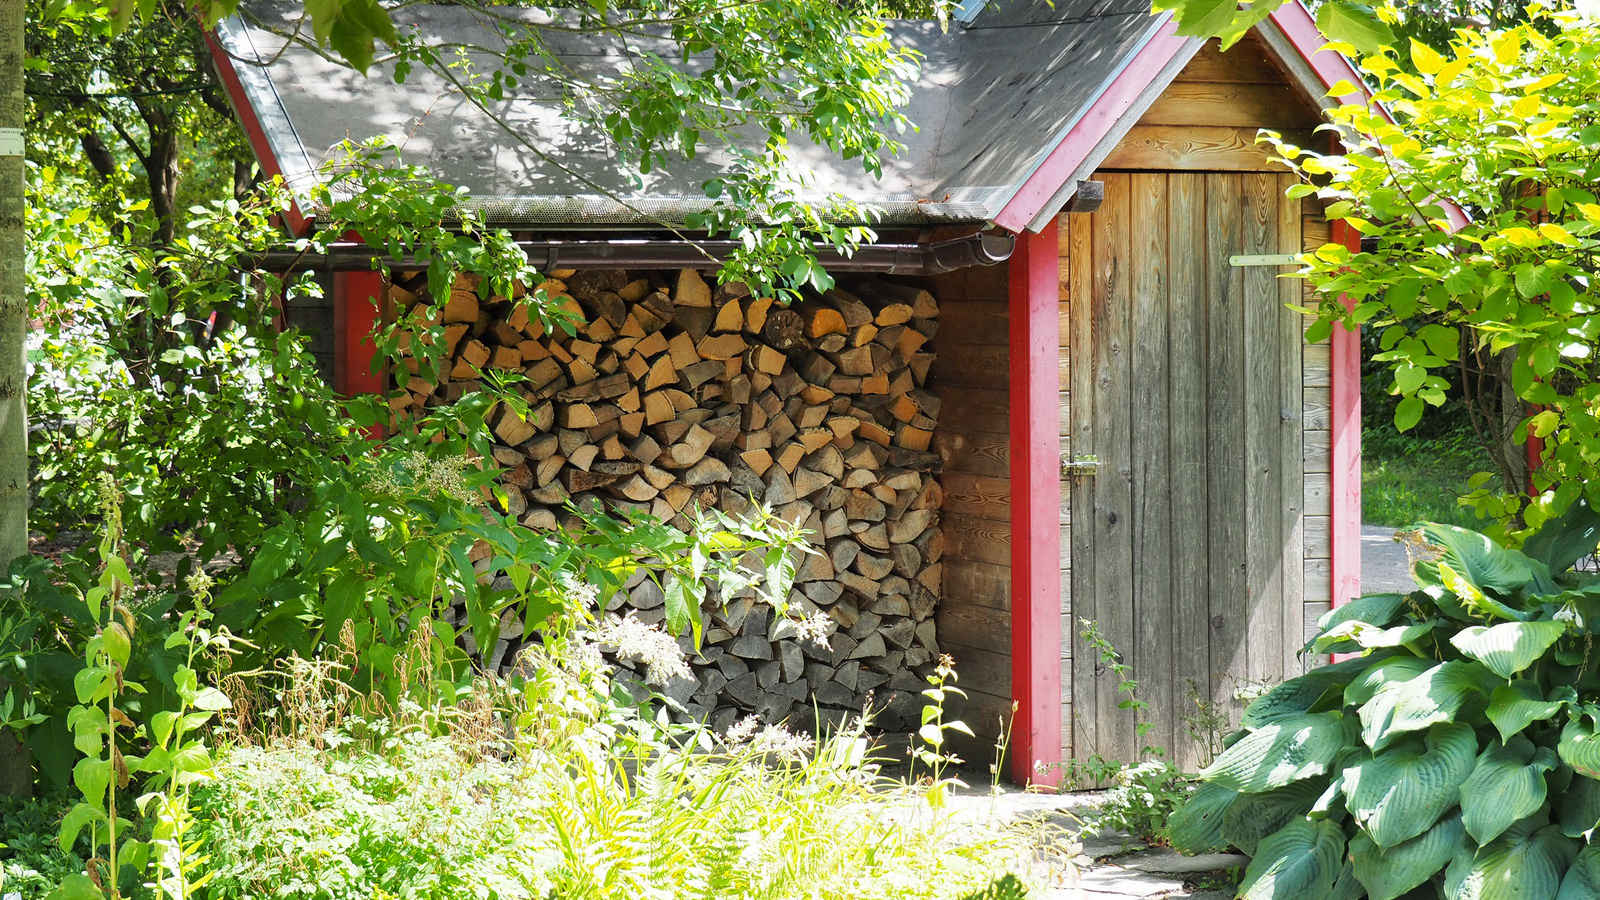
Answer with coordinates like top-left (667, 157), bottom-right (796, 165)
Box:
top-left (1238, 817), bottom-right (1346, 900)
top-left (1451, 620), bottom-right (1569, 680)
top-left (1200, 713), bottom-right (1346, 793)
top-left (1223, 777), bottom-right (1329, 855)
top-left (1328, 861), bottom-right (1366, 900)
top-left (1359, 660), bottom-right (1497, 750)
top-left (1487, 680), bottom-right (1570, 745)
top-left (1559, 774), bottom-right (1600, 838)
top-left (1420, 523), bottom-right (1551, 597)
top-left (1557, 841), bottom-right (1600, 900)
top-left (1523, 499), bottom-right (1600, 574)
top-left (1560, 718), bottom-right (1600, 779)
top-left (1166, 780), bottom-right (1239, 854)
top-left (1460, 738), bottom-right (1557, 845)
top-left (1349, 722), bottom-right (1477, 849)
top-left (1345, 657), bottom-right (1435, 708)
top-left (1315, 620), bottom-right (1435, 654)
top-left (1445, 819), bottom-right (1575, 900)
top-left (1317, 593), bottom-right (1409, 635)
top-left (1243, 656), bottom-right (1380, 728)
top-left (1350, 810), bottom-right (1467, 900)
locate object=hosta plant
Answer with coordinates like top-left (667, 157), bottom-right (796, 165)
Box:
top-left (1168, 503), bottom-right (1600, 900)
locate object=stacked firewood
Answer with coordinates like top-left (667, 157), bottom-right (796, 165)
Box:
top-left (394, 268), bottom-right (945, 731)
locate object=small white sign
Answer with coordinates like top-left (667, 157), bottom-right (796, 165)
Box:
top-left (0, 128), bottom-right (21, 158)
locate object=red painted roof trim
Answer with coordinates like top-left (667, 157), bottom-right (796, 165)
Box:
top-left (991, 18), bottom-right (1190, 233)
top-left (205, 30), bottom-right (311, 236)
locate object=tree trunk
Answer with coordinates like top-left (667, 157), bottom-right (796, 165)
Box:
top-left (0, 0), bottom-right (32, 796)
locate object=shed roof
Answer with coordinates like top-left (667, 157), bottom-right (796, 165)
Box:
top-left (212, 0), bottom-right (1357, 234)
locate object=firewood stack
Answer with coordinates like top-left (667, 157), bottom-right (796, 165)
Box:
top-left (393, 268), bottom-right (945, 732)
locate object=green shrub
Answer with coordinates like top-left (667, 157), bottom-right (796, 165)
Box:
top-left (1168, 502), bottom-right (1600, 899)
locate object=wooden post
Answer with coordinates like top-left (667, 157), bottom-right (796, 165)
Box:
top-left (1329, 220), bottom-right (1362, 609)
top-left (1008, 223), bottom-right (1063, 783)
top-left (334, 271), bottom-right (385, 398)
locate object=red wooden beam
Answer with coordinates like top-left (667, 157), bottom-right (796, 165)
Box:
top-left (1329, 220), bottom-right (1362, 609)
top-left (333, 271), bottom-right (385, 399)
top-left (1007, 223), bottom-right (1064, 783)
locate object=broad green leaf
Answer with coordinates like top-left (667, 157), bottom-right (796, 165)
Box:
top-left (247, 525), bottom-right (300, 588)
top-left (1167, 780), bottom-right (1240, 853)
top-left (1460, 738), bottom-right (1557, 844)
top-left (1411, 38), bottom-right (1446, 76)
top-left (1165, 0), bottom-right (1241, 39)
top-left (1487, 681), bottom-right (1569, 744)
top-left (1315, 619), bottom-right (1434, 654)
top-left (1315, 2), bottom-right (1395, 56)
top-left (1421, 524), bottom-right (1551, 597)
top-left (1350, 810), bottom-right (1466, 900)
top-left (43, 873), bottom-right (104, 900)
top-left (1244, 655), bottom-right (1379, 728)
top-left (1560, 774), bottom-right (1600, 838)
top-left (57, 802), bottom-right (106, 853)
top-left (1560, 717), bottom-right (1600, 779)
top-left (1445, 819), bottom-right (1575, 900)
top-left (1237, 817), bottom-right (1347, 900)
top-left (1358, 660), bottom-right (1497, 750)
top-left (1344, 656), bottom-right (1434, 708)
top-left (1200, 712), bottom-right (1346, 793)
top-left (1557, 841), bottom-right (1600, 900)
top-left (1317, 593), bottom-right (1409, 634)
top-left (1223, 777), bottom-right (1330, 855)
top-left (1523, 500), bottom-right (1600, 573)
top-left (1451, 620), bottom-right (1569, 679)
top-left (1349, 722), bottom-right (1477, 849)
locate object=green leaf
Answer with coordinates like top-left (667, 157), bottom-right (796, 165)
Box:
top-left (1560, 774), bottom-right (1600, 838)
top-left (1199, 712), bottom-right (1345, 793)
top-left (1394, 396), bottom-right (1424, 432)
top-left (1344, 656), bottom-right (1435, 709)
top-left (1358, 660), bottom-right (1497, 750)
top-left (1237, 817), bottom-right (1347, 900)
top-left (1451, 620), bottom-right (1568, 680)
top-left (57, 802), bottom-right (106, 853)
top-left (1445, 819), bottom-right (1575, 900)
top-left (1166, 0), bottom-right (1246, 37)
top-left (1223, 777), bottom-right (1330, 855)
top-left (247, 525), bottom-right (300, 588)
top-left (1460, 738), bottom-right (1558, 844)
top-left (1559, 717), bottom-right (1600, 779)
top-left (1349, 723), bottom-right (1477, 849)
top-left (1244, 656), bottom-right (1379, 728)
top-left (1317, 594), bottom-right (1409, 635)
top-left (1420, 524), bottom-right (1549, 597)
top-left (44, 872), bottom-right (105, 900)
top-left (1350, 810), bottom-right (1466, 900)
top-left (1315, 2), bottom-right (1395, 55)
top-left (1167, 780), bottom-right (1240, 853)
top-left (1557, 841), bottom-right (1600, 900)
top-left (1487, 680), bottom-right (1570, 745)
top-left (1522, 500), bottom-right (1600, 573)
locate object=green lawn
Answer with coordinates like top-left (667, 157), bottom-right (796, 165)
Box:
top-left (1362, 427), bottom-right (1494, 530)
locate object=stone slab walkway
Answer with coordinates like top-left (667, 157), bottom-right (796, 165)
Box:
top-left (943, 786), bottom-right (1245, 900)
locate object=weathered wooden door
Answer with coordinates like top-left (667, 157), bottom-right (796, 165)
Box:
top-left (1064, 171), bottom-right (1306, 772)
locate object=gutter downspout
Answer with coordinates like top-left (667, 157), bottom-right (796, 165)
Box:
top-left (250, 232), bottom-right (1014, 278)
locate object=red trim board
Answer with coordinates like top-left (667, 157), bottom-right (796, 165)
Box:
top-left (204, 30), bottom-right (310, 236)
top-left (333, 271), bottom-right (385, 398)
top-left (1329, 220), bottom-right (1362, 609)
top-left (1007, 223), bottom-right (1064, 784)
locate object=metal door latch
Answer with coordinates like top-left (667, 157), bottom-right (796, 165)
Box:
top-left (1061, 454), bottom-right (1099, 477)
top-left (1229, 253), bottom-right (1301, 267)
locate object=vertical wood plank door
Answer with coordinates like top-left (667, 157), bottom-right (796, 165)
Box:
top-left (1066, 171), bottom-right (1305, 772)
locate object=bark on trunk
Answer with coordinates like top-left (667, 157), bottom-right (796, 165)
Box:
top-left (0, 0), bottom-right (32, 797)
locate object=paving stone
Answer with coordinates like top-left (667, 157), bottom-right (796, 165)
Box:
top-left (1118, 848), bottom-right (1248, 875)
top-left (1076, 868), bottom-right (1187, 897)
top-left (1079, 833), bottom-right (1144, 860)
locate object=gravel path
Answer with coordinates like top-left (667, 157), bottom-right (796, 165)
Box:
top-left (1361, 523), bottom-right (1417, 594)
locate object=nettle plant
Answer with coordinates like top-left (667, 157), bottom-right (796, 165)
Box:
top-left (1168, 503), bottom-right (1600, 900)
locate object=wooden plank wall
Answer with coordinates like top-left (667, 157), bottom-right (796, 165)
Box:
top-left (906, 264), bottom-right (1017, 748)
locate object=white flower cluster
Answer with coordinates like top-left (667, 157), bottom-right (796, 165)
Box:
top-left (722, 714), bottom-right (815, 763)
top-left (789, 611), bottom-right (833, 649)
top-left (592, 612), bottom-right (691, 685)
top-left (557, 573), bottom-right (600, 611)
top-left (366, 451), bottom-right (481, 506)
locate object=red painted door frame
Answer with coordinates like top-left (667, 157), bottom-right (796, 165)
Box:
top-left (1007, 223), bottom-right (1064, 784)
top-left (333, 270), bottom-right (385, 399)
top-left (1329, 220), bottom-right (1363, 610)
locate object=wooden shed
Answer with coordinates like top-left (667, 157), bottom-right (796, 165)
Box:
top-left (213, 0), bottom-right (1368, 780)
